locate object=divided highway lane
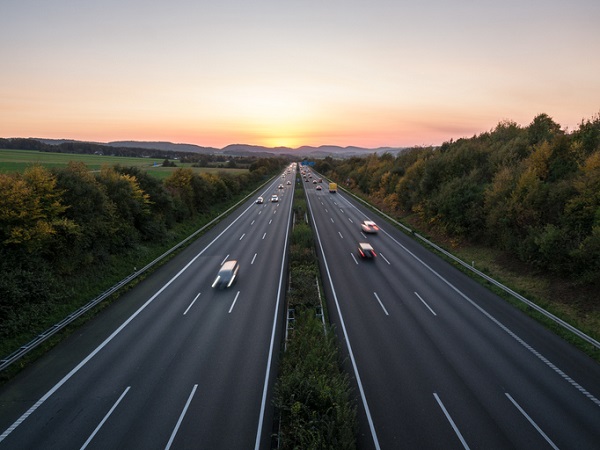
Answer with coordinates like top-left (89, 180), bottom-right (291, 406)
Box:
top-left (0, 170), bottom-right (296, 449)
top-left (303, 179), bottom-right (600, 449)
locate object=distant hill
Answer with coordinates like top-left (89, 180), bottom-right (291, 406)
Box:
top-left (222, 144), bottom-right (407, 158)
top-left (25, 138), bottom-right (407, 158)
top-left (108, 141), bottom-right (218, 154)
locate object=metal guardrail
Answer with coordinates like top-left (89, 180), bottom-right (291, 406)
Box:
top-left (330, 180), bottom-right (600, 351)
top-left (0, 178), bottom-right (273, 372)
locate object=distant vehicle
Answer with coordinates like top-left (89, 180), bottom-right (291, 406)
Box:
top-left (212, 260), bottom-right (239, 288)
top-left (271, 195), bottom-right (279, 202)
top-left (256, 196), bottom-right (264, 204)
top-left (329, 182), bottom-right (337, 193)
top-left (358, 243), bottom-right (376, 259)
top-left (318, 178), bottom-right (323, 183)
top-left (287, 180), bottom-right (291, 185)
top-left (316, 185), bottom-right (322, 190)
top-left (361, 220), bottom-right (379, 233)
top-left (313, 180), bottom-right (317, 184)
top-left (278, 184), bottom-right (284, 189)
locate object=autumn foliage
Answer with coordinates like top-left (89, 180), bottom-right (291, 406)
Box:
top-left (316, 113), bottom-right (600, 284)
top-left (0, 158), bottom-right (284, 343)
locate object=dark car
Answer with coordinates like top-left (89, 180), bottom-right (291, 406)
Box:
top-left (212, 260), bottom-right (239, 288)
top-left (358, 243), bottom-right (376, 259)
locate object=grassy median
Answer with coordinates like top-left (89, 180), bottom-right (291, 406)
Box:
top-left (274, 177), bottom-right (357, 449)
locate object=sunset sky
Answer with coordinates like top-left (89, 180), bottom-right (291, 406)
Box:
top-left (1, 0), bottom-right (599, 149)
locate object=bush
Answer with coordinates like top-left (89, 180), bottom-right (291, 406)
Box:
top-left (275, 310), bottom-right (356, 450)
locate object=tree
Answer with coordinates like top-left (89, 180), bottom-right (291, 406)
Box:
top-left (96, 166), bottom-right (151, 248)
top-left (0, 166), bottom-right (73, 252)
top-left (527, 113), bottom-right (563, 146)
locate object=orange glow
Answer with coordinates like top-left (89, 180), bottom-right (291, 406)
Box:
top-left (1, 1), bottom-right (598, 150)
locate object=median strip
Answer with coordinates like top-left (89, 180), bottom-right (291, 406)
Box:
top-left (274, 172), bottom-right (357, 448)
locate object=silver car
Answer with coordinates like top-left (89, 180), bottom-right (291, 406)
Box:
top-left (212, 260), bottom-right (239, 288)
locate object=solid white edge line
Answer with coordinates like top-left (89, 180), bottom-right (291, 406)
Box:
top-left (254, 182), bottom-right (294, 450)
top-left (505, 393), bottom-right (559, 450)
top-left (433, 393), bottom-right (471, 450)
top-left (305, 189), bottom-right (381, 450)
top-left (0, 199), bottom-right (258, 443)
top-left (379, 228), bottom-right (600, 407)
top-left (414, 291), bottom-right (437, 316)
top-left (342, 188), bottom-right (600, 406)
top-left (183, 292), bottom-right (201, 316)
top-left (80, 386), bottom-right (131, 450)
top-left (373, 292), bottom-right (389, 316)
top-left (228, 291), bottom-right (241, 314)
top-left (164, 384), bottom-right (198, 450)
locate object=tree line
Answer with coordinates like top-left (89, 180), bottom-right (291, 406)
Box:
top-left (0, 158), bottom-right (285, 343)
top-left (316, 113), bottom-right (600, 285)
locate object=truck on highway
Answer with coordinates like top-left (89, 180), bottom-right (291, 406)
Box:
top-left (329, 182), bottom-right (337, 193)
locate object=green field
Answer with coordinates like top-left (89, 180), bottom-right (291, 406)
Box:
top-left (0, 149), bottom-right (248, 179)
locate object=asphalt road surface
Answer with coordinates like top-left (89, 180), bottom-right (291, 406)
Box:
top-left (301, 168), bottom-right (600, 450)
top-left (0, 168), bottom-right (297, 449)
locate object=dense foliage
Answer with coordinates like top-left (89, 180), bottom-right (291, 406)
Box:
top-left (0, 158), bottom-right (285, 348)
top-left (316, 113), bottom-right (600, 285)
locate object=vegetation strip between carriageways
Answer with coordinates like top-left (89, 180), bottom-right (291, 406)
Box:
top-left (328, 177), bottom-right (600, 351)
top-left (0, 176), bottom-right (275, 372)
top-left (274, 171), bottom-right (356, 448)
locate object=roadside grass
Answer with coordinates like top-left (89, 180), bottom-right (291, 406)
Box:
top-left (274, 173), bottom-right (357, 449)
top-left (397, 209), bottom-right (600, 361)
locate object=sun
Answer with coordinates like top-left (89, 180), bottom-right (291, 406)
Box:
top-left (262, 135), bottom-right (303, 148)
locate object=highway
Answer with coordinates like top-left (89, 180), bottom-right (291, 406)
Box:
top-left (301, 169), bottom-right (600, 449)
top-left (0, 167), bottom-right (297, 449)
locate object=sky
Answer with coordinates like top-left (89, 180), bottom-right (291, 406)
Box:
top-left (1, 0), bottom-right (599, 149)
